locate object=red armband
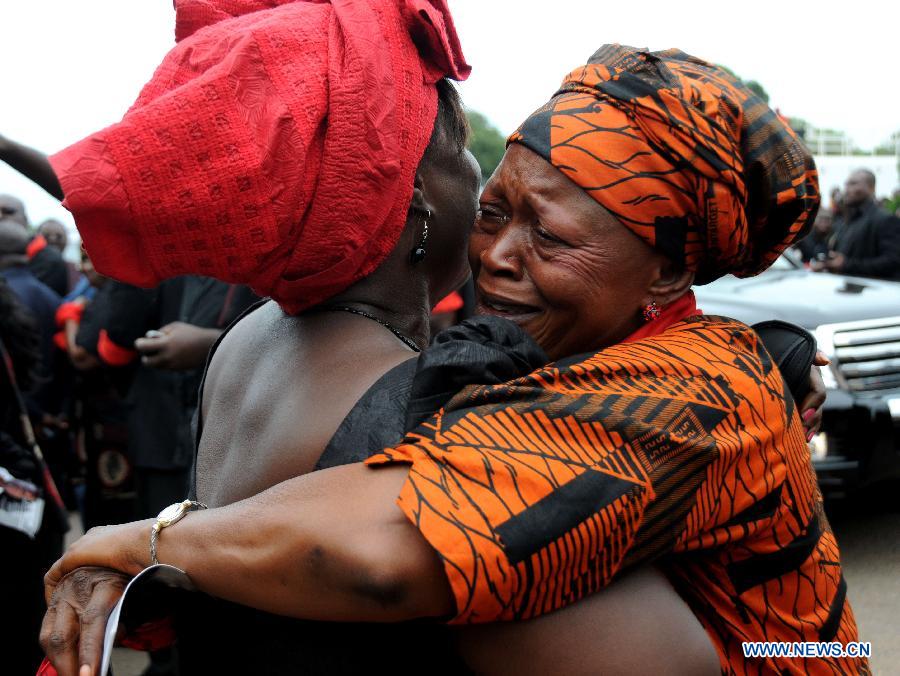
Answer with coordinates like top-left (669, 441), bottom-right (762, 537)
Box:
top-left (98, 329), bottom-right (138, 366)
top-left (26, 234), bottom-right (48, 259)
top-left (53, 331), bottom-right (68, 352)
top-left (55, 301), bottom-right (85, 327)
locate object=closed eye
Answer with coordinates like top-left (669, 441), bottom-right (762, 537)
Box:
top-left (476, 205), bottom-right (508, 222)
top-left (535, 224), bottom-right (566, 245)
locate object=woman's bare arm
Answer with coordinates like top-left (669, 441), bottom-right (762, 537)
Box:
top-left (45, 471), bottom-right (722, 676)
top-left (47, 463), bottom-right (454, 621)
top-left (0, 134), bottom-right (64, 200)
top-left (457, 567), bottom-right (720, 676)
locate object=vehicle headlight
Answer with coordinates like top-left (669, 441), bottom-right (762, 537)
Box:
top-left (809, 432), bottom-right (828, 461)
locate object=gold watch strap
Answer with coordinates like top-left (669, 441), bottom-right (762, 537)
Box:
top-left (149, 499), bottom-right (207, 565)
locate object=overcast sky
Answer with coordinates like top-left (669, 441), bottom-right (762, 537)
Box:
top-left (2, 0), bottom-right (897, 238)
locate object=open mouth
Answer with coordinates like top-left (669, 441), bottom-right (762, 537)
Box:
top-left (476, 291), bottom-right (542, 323)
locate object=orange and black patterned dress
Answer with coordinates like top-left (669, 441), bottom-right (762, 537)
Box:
top-left (368, 312), bottom-right (866, 674)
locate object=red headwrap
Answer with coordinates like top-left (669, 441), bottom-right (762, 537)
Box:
top-left (50, 0), bottom-right (469, 314)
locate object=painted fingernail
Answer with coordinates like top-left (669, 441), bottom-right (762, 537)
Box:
top-left (806, 429), bottom-right (815, 442)
top-left (802, 409), bottom-right (815, 422)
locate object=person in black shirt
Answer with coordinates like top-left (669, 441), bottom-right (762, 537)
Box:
top-left (795, 208), bottom-right (833, 263)
top-left (813, 169), bottom-right (900, 280)
top-left (0, 258), bottom-right (65, 675)
top-left (0, 193), bottom-right (71, 295)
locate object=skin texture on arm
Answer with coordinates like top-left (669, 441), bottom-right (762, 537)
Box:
top-left (456, 567), bottom-right (720, 676)
top-left (44, 464), bottom-right (721, 676)
top-left (46, 463), bottom-right (455, 621)
top-left (0, 134), bottom-right (64, 200)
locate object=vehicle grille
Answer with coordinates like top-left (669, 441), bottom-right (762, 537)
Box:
top-left (816, 316), bottom-right (900, 392)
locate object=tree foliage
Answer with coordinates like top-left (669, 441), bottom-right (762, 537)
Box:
top-left (466, 110), bottom-right (505, 183)
top-left (744, 80), bottom-right (769, 103)
top-left (716, 64), bottom-right (769, 103)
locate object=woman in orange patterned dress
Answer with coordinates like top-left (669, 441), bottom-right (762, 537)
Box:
top-left (46, 45), bottom-right (864, 675)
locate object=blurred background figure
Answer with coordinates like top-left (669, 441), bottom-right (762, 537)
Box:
top-left (0, 248), bottom-right (67, 675)
top-left (0, 219), bottom-right (60, 364)
top-left (829, 186), bottom-right (844, 220)
top-left (795, 208), bottom-right (833, 264)
top-left (36, 218), bottom-right (67, 253)
top-left (0, 194), bottom-right (71, 296)
top-left (0, 193), bottom-right (28, 226)
top-left (38, 218), bottom-right (81, 291)
top-left (811, 168), bottom-right (900, 280)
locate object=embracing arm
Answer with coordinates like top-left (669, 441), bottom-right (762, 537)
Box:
top-left (47, 463), bottom-right (454, 622)
top-left (0, 134), bottom-right (64, 200)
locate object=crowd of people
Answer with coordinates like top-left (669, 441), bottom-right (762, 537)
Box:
top-left (794, 170), bottom-right (900, 280)
top-left (0, 191), bottom-right (265, 672)
top-left (0, 1), bottom-right (881, 675)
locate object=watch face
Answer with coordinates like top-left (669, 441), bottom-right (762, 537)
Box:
top-left (157, 502), bottom-right (187, 525)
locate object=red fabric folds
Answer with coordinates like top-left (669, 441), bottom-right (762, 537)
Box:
top-left (50, 0), bottom-right (469, 314)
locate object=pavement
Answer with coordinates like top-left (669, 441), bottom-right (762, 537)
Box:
top-left (828, 492), bottom-right (900, 675)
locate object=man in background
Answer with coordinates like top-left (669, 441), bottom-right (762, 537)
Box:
top-left (0, 221), bottom-right (67, 674)
top-left (0, 193), bottom-right (71, 295)
top-left (796, 208), bottom-right (833, 264)
top-left (38, 218), bottom-right (82, 291)
top-left (812, 169), bottom-right (900, 280)
top-left (0, 219), bottom-right (60, 358)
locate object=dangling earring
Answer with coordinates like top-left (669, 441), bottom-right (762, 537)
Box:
top-left (409, 209), bottom-right (430, 264)
top-left (643, 301), bottom-right (661, 322)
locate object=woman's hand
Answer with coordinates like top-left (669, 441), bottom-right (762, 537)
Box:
top-left (45, 521), bottom-right (152, 602)
top-left (799, 351), bottom-right (830, 441)
top-left (40, 567), bottom-right (130, 676)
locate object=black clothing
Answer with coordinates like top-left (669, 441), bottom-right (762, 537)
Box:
top-left (1, 265), bottom-right (69, 423)
top-left (0, 290), bottom-right (64, 675)
top-left (1, 265), bottom-right (60, 377)
top-left (67, 284), bottom-right (138, 528)
top-left (28, 243), bottom-right (70, 296)
top-left (795, 231), bottom-right (830, 263)
top-left (88, 277), bottom-right (255, 530)
top-left (831, 199), bottom-right (900, 280)
top-left (102, 278), bottom-right (256, 474)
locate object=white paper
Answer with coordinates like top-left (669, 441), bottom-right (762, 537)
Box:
top-left (101, 564), bottom-right (195, 676)
top-left (0, 477), bottom-right (44, 537)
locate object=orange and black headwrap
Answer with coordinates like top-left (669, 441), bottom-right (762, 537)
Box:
top-left (509, 44), bottom-right (819, 283)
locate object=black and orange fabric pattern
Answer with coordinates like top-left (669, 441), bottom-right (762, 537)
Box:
top-left (368, 314), bottom-right (865, 674)
top-left (510, 44), bottom-right (819, 284)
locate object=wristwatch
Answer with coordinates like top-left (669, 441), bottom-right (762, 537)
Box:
top-left (150, 499), bottom-right (207, 565)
